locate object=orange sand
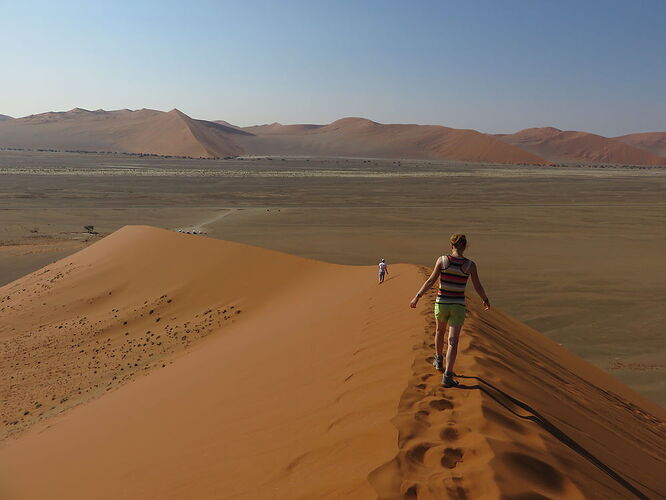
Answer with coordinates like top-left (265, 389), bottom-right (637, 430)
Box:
top-left (0, 226), bottom-right (664, 499)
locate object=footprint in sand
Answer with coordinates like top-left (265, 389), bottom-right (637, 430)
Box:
top-left (441, 448), bottom-right (464, 469)
top-left (445, 482), bottom-right (468, 500)
top-left (405, 442), bottom-right (434, 464)
top-left (402, 484), bottom-right (418, 499)
top-left (440, 426), bottom-right (459, 442)
top-left (429, 398), bottom-right (453, 411)
top-left (414, 409), bottom-right (430, 422)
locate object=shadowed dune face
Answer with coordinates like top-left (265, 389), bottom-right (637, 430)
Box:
top-left (1, 227), bottom-right (664, 499)
top-left (497, 127), bottom-right (666, 165)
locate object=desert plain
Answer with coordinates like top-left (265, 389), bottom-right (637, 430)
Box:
top-left (1, 149), bottom-right (665, 499)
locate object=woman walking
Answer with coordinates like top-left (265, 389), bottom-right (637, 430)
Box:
top-left (410, 234), bottom-right (490, 387)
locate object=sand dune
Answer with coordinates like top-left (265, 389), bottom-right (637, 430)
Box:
top-left (238, 117), bottom-right (548, 164)
top-left (614, 132), bottom-right (666, 158)
top-left (497, 127), bottom-right (666, 165)
top-left (0, 226), bottom-right (664, 499)
top-left (0, 114), bottom-right (13, 121)
top-left (0, 108), bottom-right (248, 158)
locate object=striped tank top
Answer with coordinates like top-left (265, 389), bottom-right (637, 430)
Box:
top-left (436, 255), bottom-right (471, 306)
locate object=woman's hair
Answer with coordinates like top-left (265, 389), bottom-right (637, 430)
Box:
top-left (450, 233), bottom-right (467, 251)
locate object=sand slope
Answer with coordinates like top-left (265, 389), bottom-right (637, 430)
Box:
top-left (0, 226), bottom-right (421, 499)
top-left (238, 118), bottom-right (547, 164)
top-left (0, 108), bottom-right (248, 158)
top-left (497, 127), bottom-right (666, 165)
top-left (0, 114), bottom-right (12, 121)
top-left (1, 227), bottom-right (664, 499)
top-left (614, 132), bottom-right (666, 158)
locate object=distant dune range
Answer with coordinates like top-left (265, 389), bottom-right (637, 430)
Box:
top-left (1, 108), bottom-right (665, 165)
top-left (0, 226), bottom-right (664, 499)
top-left (237, 117), bottom-right (548, 164)
top-left (496, 127), bottom-right (666, 166)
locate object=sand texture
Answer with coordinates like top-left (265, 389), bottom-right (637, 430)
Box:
top-left (497, 127), bottom-right (666, 165)
top-left (1, 226), bottom-right (664, 499)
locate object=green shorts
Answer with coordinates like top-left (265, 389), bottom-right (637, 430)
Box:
top-left (434, 303), bottom-right (466, 327)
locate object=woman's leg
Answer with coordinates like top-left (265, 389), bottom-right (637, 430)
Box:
top-left (444, 324), bottom-right (463, 375)
top-left (435, 318), bottom-right (448, 358)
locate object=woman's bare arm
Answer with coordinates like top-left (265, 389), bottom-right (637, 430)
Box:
top-left (470, 262), bottom-right (490, 310)
top-left (410, 257), bottom-right (442, 308)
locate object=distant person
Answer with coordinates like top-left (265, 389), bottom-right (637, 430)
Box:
top-left (378, 259), bottom-right (389, 283)
top-left (410, 234), bottom-right (490, 387)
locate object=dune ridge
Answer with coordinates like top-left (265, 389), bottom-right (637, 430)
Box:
top-left (497, 127), bottom-right (666, 165)
top-left (614, 132), bottom-right (666, 158)
top-left (1, 227), bottom-right (664, 499)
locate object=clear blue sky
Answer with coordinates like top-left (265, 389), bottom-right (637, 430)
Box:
top-left (2, 0), bottom-right (665, 135)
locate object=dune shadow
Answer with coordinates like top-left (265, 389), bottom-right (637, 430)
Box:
top-left (452, 374), bottom-right (648, 500)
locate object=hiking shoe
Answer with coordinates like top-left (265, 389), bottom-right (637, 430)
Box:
top-left (442, 372), bottom-right (459, 388)
top-left (432, 354), bottom-right (444, 372)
